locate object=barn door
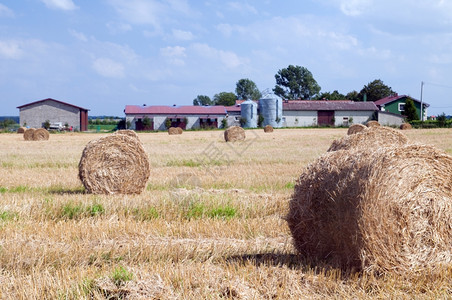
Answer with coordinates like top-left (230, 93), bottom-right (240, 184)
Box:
top-left (317, 110), bottom-right (334, 126)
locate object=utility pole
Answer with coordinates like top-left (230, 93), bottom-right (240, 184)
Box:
top-left (420, 81), bottom-right (424, 121)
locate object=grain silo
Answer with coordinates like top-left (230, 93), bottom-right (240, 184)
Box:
top-left (240, 100), bottom-right (258, 128)
top-left (259, 95), bottom-right (282, 128)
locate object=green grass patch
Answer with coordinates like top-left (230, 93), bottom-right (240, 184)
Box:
top-left (59, 201), bottom-right (105, 220)
top-left (133, 207), bottom-right (159, 220)
top-left (0, 210), bottom-right (18, 222)
top-left (207, 205), bottom-right (237, 219)
top-left (0, 185), bottom-right (31, 193)
top-left (185, 201), bottom-right (238, 220)
top-left (110, 266), bottom-right (133, 286)
top-left (285, 182), bottom-right (295, 189)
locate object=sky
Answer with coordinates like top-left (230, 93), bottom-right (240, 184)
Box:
top-left (1, 0), bottom-right (452, 116)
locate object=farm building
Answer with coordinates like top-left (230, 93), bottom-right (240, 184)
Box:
top-left (124, 105), bottom-right (228, 130)
top-left (282, 100), bottom-right (379, 127)
top-left (374, 94), bottom-right (429, 120)
top-left (17, 98), bottom-right (89, 131)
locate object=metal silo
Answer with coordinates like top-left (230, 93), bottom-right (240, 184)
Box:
top-left (240, 100), bottom-right (258, 128)
top-left (259, 95), bottom-right (283, 128)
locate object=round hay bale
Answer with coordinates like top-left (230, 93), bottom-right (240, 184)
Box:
top-left (168, 127), bottom-right (180, 135)
top-left (264, 125), bottom-right (274, 133)
top-left (32, 128), bottom-right (50, 141)
top-left (347, 124), bottom-right (366, 135)
top-left (366, 120), bottom-right (380, 127)
top-left (114, 129), bottom-right (139, 140)
top-left (23, 128), bottom-right (35, 141)
top-left (286, 144), bottom-right (452, 274)
top-left (17, 127), bottom-right (26, 134)
top-left (224, 126), bottom-right (245, 142)
top-left (78, 134), bottom-right (150, 194)
top-left (400, 123), bottom-right (412, 130)
top-left (328, 126), bottom-right (408, 152)
top-left (176, 127), bottom-right (183, 134)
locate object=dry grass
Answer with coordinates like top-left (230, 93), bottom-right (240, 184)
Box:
top-left (0, 128), bottom-right (451, 299)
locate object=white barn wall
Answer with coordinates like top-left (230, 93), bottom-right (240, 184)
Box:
top-left (334, 111), bottom-right (374, 126)
top-left (283, 111), bottom-right (318, 127)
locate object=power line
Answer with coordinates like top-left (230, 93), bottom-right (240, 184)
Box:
top-left (423, 81), bottom-right (452, 89)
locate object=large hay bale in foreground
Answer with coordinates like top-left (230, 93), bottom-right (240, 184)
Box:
top-left (224, 126), bottom-right (245, 142)
top-left (32, 128), bottom-right (49, 141)
top-left (78, 134), bottom-right (150, 194)
top-left (176, 127), bottom-right (183, 134)
top-left (23, 128), bottom-right (35, 141)
top-left (17, 127), bottom-right (26, 134)
top-left (264, 125), bottom-right (273, 133)
top-left (328, 126), bottom-right (408, 152)
top-left (400, 123), bottom-right (412, 130)
top-left (168, 127), bottom-right (181, 135)
top-left (286, 144), bottom-right (452, 274)
top-left (366, 120), bottom-right (380, 127)
top-left (347, 124), bottom-right (366, 135)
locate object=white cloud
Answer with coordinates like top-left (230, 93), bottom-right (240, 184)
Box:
top-left (69, 29), bottom-right (88, 42)
top-left (160, 46), bottom-right (186, 66)
top-left (41, 0), bottom-right (78, 11)
top-left (0, 4), bottom-right (14, 17)
top-left (172, 29), bottom-right (194, 41)
top-left (108, 0), bottom-right (165, 27)
top-left (106, 22), bottom-right (133, 34)
top-left (0, 40), bottom-right (24, 59)
top-left (92, 58), bottom-right (125, 78)
top-left (191, 43), bottom-right (246, 69)
top-left (339, 0), bottom-right (372, 16)
top-left (227, 2), bottom-right (258, 15)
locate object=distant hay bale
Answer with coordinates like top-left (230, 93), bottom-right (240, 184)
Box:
top-left (168, 127), bottom-right (181, 135)
top-left (23, 128), bottom-right (35, 141)
top-left (328, 126), bottom-right (408, 152)
top-left (78, 134), bottom-right (150, 194)
top-left (176, 127), bottom-right (183, 134)
top-left (114, 129), bottom-right (139, 140)
top-left (400, 123), bottom-right (412, 130)
top-left (347, 124), bottom-right (366, 135)
top-left (32, 128), bottom-right (49, 141)
top-left (224, 126), bottom-right (245, 142)
top-left (366, 120), bottom-right (380, 127)
top-left (264, 125), bottom-right (274, 133)
top-left (17, 127), bottom-right (26, 134)
top-left (286, 144), bottom-right (452, 274)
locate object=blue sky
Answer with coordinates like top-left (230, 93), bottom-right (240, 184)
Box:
top-left (1, 0), bottom-right (452, 116)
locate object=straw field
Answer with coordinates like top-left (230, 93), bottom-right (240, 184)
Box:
top-left (0, 128), bottom-right (451, 299)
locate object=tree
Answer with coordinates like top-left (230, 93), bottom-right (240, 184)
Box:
top-left (437, 113), bottom-right (447, 127)
top-left (345, 90), bottom-right (360, 101)
top-left (358, 79), bottom-right (395, 102)
top-left (273, 65), bottom-right (321, 99)
top-left (213, 92), bottom-right (237, 106)
top-left (142, 116), bottom-right (152, 130)
top-left (235, 78), bottom-right (262, 100)
top-left (404, 98), bottom-right (419, 121)
top-left (193, 95), bottom-right (213, 106)
top-left (315, 90), bottom-right (346, 100)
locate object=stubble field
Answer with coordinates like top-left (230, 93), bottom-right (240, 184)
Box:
top-left (0, 128), bottom-right (451, 299)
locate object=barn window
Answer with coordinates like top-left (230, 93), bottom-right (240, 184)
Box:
top-left (399, 103), bottom-right (405, 112)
